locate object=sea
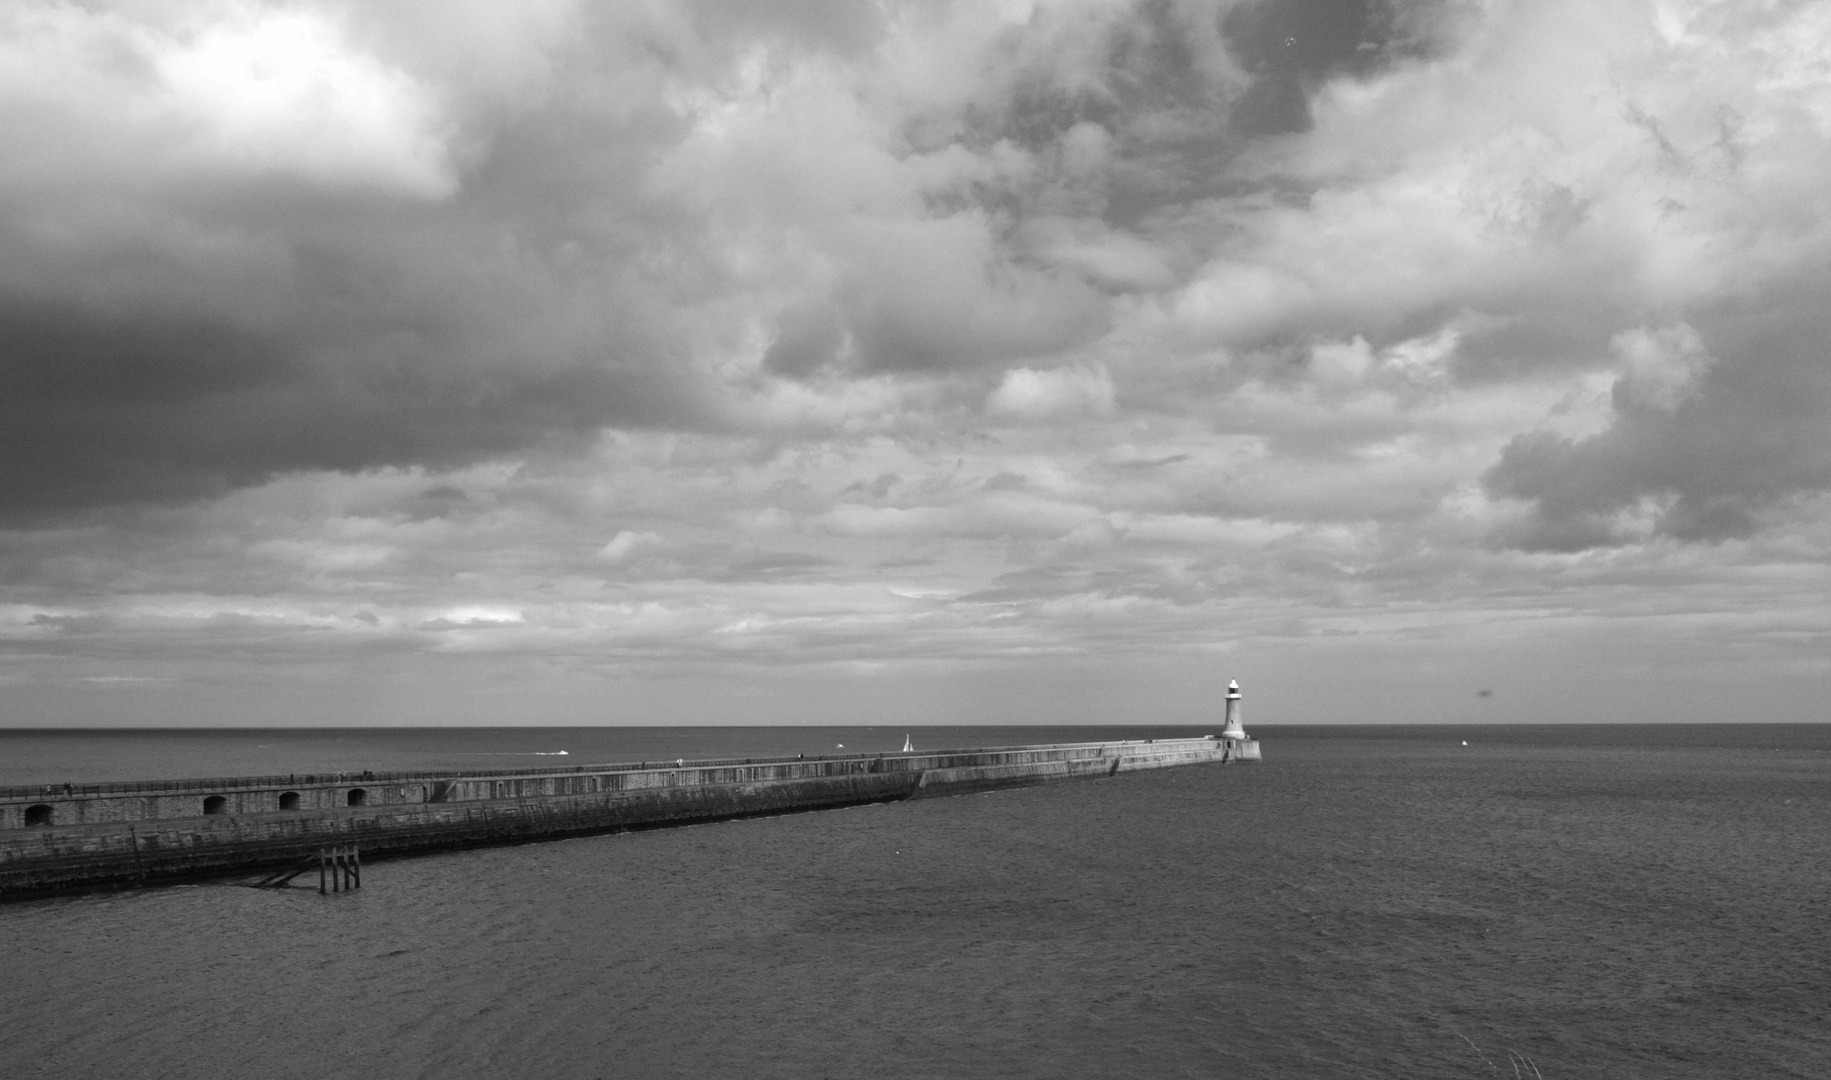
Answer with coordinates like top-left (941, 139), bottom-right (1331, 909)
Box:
top-left (2, 723), bottom-right (1826, 1079)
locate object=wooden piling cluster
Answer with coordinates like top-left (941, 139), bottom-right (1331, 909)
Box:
top-left (247, 844), bottom-right (361, 892)
top-left (320, 844), bottom-right (359, 893)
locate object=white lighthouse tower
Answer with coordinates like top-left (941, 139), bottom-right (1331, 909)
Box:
top-left (1220, 680), bottom-right (1246, 739)
top-left (1218, 679), bottom-right (1261, 761)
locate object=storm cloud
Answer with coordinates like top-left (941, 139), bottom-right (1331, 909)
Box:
top-left (3, 0), bottom-right (1829, 727)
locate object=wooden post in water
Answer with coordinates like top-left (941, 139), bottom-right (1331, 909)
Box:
top-left (127, 824), bottom-right (146, 885)
top-left (309, 846), bottom-right (361, 893)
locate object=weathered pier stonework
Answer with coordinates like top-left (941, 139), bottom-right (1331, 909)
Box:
top-left (0, 734), bottom-right (1260, 897)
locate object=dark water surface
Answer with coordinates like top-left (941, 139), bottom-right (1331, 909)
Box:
top-left (3, 725), bottom-right (1828, 1078)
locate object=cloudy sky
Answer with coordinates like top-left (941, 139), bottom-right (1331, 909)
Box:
top-left (2, 0), bottom-right (1828, 728)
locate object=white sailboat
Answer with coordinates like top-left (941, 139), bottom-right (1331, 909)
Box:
top-left (902, 735), bottom-right (914, 752)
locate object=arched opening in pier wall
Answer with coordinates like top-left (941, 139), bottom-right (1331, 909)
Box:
top-left (24, 804), bottom-right (53, 826)
top-left (347, 789), bottom-right (367, 806)
top-left (278, 791), bottom-right (301, 810)
top-left (202, 795), bottom-right (227, 815)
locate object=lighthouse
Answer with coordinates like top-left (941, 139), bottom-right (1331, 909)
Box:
top-left (1218, 680), bottom-right (1261, 761)
top-left (1220, 679), bottom-right (1246, 740)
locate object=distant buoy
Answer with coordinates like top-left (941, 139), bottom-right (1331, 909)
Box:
top-left (1461, 740), bottom-right (1468, 746)
top-left (836, 743), bottom-right (844, 749)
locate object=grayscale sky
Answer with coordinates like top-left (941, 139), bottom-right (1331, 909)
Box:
top-left (3, 0), bottom-right (1828, 727)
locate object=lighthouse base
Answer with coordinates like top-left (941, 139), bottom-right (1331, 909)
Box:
top-left (1222, 738), bottom-right (1262, 762)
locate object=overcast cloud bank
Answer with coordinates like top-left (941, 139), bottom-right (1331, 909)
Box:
top-left (3, 0), bottom-right (1829, 726)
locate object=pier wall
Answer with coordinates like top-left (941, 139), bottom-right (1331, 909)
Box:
top-left (0, 773), bottom-right (918, 896)
top-left (0, 738), bottom-right (1259, 830)
top-left (0, 737), bottom-right (1258, 897)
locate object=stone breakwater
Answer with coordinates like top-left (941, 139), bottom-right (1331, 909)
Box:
top-left (0, 736), bottom-right (1259, 897)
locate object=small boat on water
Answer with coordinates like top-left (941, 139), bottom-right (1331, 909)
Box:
top-left (902, 735), bottom-right (914, 752)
